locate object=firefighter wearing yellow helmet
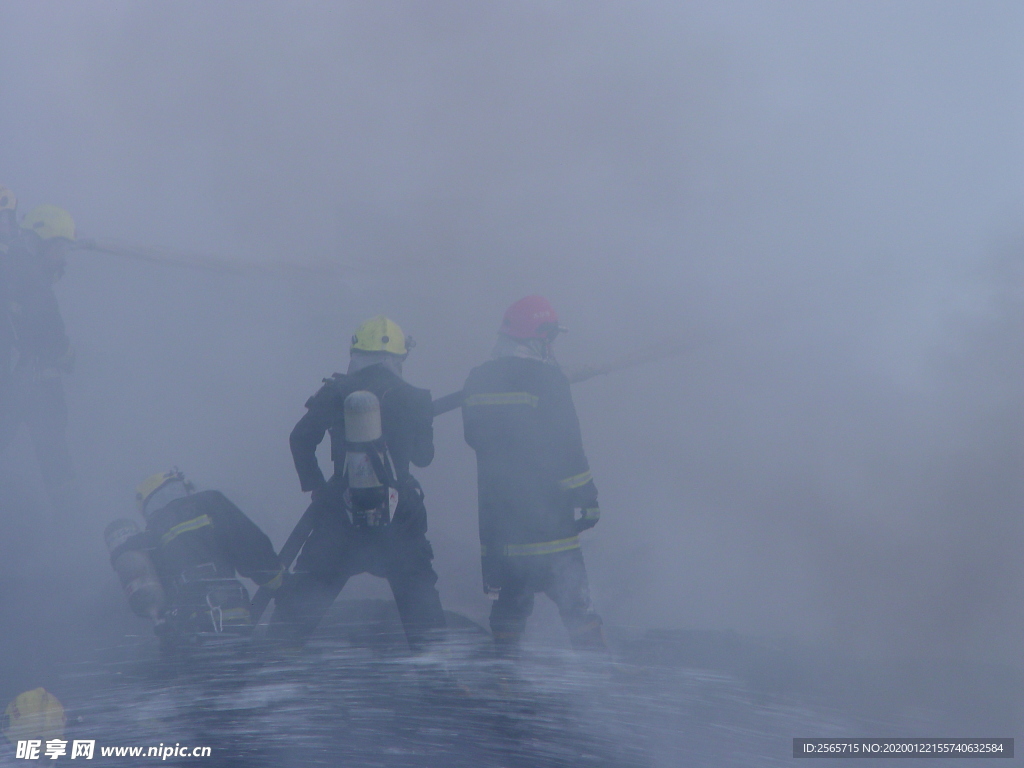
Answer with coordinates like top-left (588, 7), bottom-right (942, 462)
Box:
top-left (104, 468), bottom-right (284, 652)
top-left (268, 315), bottom-right (446, 648)
top-left (0, 203), bottom-right (78, 516)
top-left (21, 204), bottom-right (75, 243)
top-left (350, 314), bottom-right (412, 356)
top-left (2, 688), bottom-right (65, 745)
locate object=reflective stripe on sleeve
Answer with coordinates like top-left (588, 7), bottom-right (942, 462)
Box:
top-left (558, 470), bottom-right (593, 490)
top-left (160, 514), bottom-right (213, 545)
top-left (464, 392), bottom-right (539, 408)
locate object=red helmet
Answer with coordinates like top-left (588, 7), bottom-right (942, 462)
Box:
top-left (500, 295), bottom-right (562, 340)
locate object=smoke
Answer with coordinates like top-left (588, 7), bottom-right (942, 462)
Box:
top-left (1, 0), bottom-right (1023, 683)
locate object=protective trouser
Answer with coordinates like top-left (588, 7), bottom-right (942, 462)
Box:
top-left (269, 488), bottom-right (446, 650)
top-left (489, 547), bottom-right (605, 653)
top-left (0, 373), bottom-right (74, 490)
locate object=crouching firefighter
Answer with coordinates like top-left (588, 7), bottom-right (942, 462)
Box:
top-left (104, 469), bottom-right (284, 652)
top-left (462, 296), bottom-right (606, 654)
top-left (268, 315), bottom-right (446, 650)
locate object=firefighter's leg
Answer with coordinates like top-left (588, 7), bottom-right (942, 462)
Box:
top-left (489, 561), bottom-right (534, 654)
top-left (268, 507), bottom-right (353, 644)
top-left (25, 377), bottom-right (76, 514)
top-left (385, 532), bottom-right (446, 651)
top-left (546, 549), bottom-right (606, 651)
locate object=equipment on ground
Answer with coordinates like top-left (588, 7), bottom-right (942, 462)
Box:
top-left (351, 315), bottom-right (411, 356)
top-left (21, 204), bottom-right (75, 242)
top-left (104, 519), bottom-right (165, 621)
top-left (2, 689), bottom-right (65, 744)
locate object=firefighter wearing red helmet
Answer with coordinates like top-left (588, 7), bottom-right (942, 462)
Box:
top-left (461, 296), bottom-right (605, 653)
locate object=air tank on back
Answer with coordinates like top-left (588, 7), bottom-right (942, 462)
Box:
top-left (104, 519), bottom-right (165, 620)
top-left (343, 390), bottom-right (391, 525)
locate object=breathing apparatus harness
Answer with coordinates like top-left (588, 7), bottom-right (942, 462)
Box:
top-left (339, 388), bottom-right (400, 528)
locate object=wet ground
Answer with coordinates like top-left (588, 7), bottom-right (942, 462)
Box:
top-left (1, 597), bottom-right (1017, 768)
top-left (0, 470), bottom-right (1019, 768)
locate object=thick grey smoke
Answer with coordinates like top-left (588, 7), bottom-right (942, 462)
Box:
top-left (1, 0), bottom-right (1023, 679)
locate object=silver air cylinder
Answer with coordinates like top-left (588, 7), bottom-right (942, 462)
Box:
top-left (344, 390), bottom-right (382, 443)
top-left (343, 390), bottom-right (392, 525)
top-left (104, 519), bottom-right (165, 620)
top-left (344, 391), bottom-right (383, 490)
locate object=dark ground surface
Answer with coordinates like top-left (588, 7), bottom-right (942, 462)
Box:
top-left (0, 472), bottom-right (1020, 767)
top-left (0, 596), bottom-right (1019, 768)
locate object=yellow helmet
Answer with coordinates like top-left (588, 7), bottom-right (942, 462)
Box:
top-left (136, 468), bottom-right (192, 514)
top-left (0, 186), bottom-right (16, 212)
top-left (21, 204), bottom-right (75, 242)
top-left (351, 315), bottom-right (412, 356)
top-left (2, 688), bottom-right (65, 744)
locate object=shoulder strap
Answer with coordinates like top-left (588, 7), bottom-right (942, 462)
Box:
top-left (324, 372), bottom-right (349, 391)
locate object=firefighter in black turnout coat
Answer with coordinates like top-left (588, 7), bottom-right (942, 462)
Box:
top-left (0, 205), bottom-right (78, 516)
top-left (269, 316), bottom-right (446, 649)
top-left (462, 296), bottom-right (606, 653)
top-left (106, 469), bottom-right (284, 650)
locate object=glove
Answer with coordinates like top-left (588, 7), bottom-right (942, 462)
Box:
top-left (575, 505), bottom-right (601, 532)
top-left (566, 477), bottom-right (599, 532)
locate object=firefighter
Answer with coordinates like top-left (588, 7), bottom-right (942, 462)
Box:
top-left (268, 315), bottom-right (446, 650)
top-left (0, 204), bottom-right (77, 516)
top-left (106, 469), bottom-right (285, 652)
top-left (462, 296), bottom-right (606, 653)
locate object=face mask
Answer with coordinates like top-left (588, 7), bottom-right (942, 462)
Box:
top-left (348, 351), bottom-right (404, 378)
top-left (491, 335), bottom-right (556, 364)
